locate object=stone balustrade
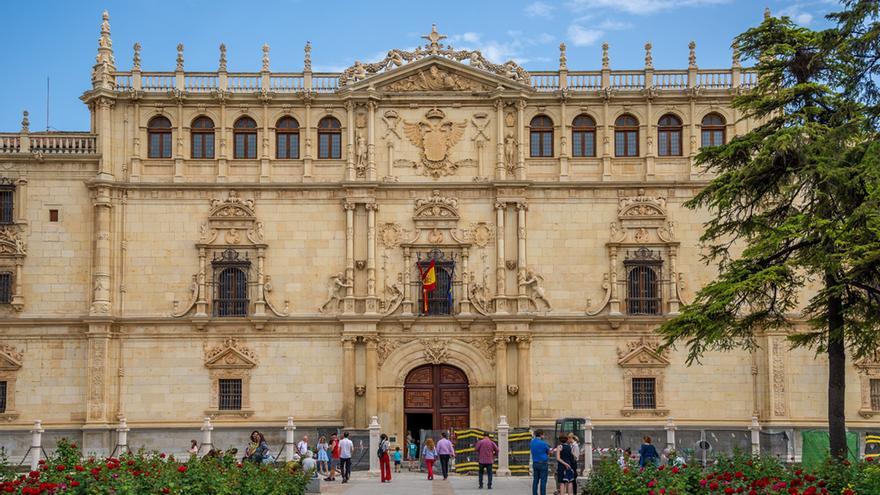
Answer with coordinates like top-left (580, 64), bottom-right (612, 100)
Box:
top-left (0, 128), bottom-right (97, 155)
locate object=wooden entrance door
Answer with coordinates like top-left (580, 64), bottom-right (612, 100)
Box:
top-left (404, 364), bottom-right (470, 431)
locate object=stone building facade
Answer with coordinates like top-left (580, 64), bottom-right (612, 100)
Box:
top-left (0, 13), bottom-right (875, 457)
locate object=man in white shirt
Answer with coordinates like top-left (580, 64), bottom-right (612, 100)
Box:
top-left (339, 431), bottom-right (354, 483)
top-left (297, 434), bottom-right (310, 456)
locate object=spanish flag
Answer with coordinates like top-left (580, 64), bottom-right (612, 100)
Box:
top-left (419, 259), bottom-right (437, 312)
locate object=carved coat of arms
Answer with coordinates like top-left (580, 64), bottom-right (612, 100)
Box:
top-left (404, 108), bottom-right (467, 178)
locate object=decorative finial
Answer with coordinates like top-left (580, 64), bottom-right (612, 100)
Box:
top-left (96, 10), bottom-right (115, 68)
top-left (688, 41), bottom-right (697, 69)
top-left (644, 42), bottom-right (653, 69)
top-left (262, 43), bottom-right (270, 72)
top-left (132, 42), bottom-right (141, 71)
top-left (21, 111), bottom-right (29, 133)
top-left (176, 43), bottom-right (184, 71)
top-left (732, 46), bottom-right (741, 68)
top-left (764, 7), bottom-right (771, 20)
top-left (601, 42), bottom-right (610, 69)
top-left (559, 42), bottom-right (567, 71)
top-left (219, 43), bottom-right (227, 72)
top-left (304, 41), bottom-right (312, 72)
top-left (422, 24), bottom-right (447, 55)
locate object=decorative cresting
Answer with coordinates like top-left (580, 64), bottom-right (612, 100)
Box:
top-left (204, 338), bottom-right (257, 418)
top-left (587, 189), bottom-right (683, 319)
top-left (855, 353), bottom-right (880, 418)
top-left (172, 191), bottom-right (288, 322)
top-left (404, 108), bottom-right (468, 178)
top-left (0, 344), bottom-right (21, 420)
top-left (617, 336), bottom-right (670, 417)
top-left (339, 25), bottom-right (530, 86)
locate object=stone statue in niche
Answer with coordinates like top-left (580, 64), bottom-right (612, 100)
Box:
top-left (504, 134), bottom-right (518, 173)
top-left (470, 281), bottom-right (492, 315)
top-left (319, 272), bottom-right (352, 313)
top-left (355, 133), bottom-right (368, 177)
top-left (519, 268), bottom-right (551, 311)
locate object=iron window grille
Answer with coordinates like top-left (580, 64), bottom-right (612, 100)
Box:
top-left (871, 379), bottom-right (880, 411)
top-left (417, 248), bottom-right (456, 316)
top-left (0, 184), bottom-right (14, 224)
top-left (211, 249), bottom-right (251, 317)
top-left (632, 377), bottom-right (656, 409)
top-left (624, 248), bottom-right (663, 315)
top-left (0, 272), bottom-right (11, 304)
top-left (0, 381), bottom-right (6, 413)
top-left (218, 378), bottom-right (242, 410)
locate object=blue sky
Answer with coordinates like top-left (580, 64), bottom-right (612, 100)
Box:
top-left (0, 0), bottom-right (838, 131)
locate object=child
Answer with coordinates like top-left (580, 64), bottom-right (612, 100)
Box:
top-left (408, 440), bottom-right (418, 471)
top-left (393, 446), bottom-right (402, 472)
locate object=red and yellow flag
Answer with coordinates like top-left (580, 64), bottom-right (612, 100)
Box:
top-left (419, 259), bottom-right (437, 312)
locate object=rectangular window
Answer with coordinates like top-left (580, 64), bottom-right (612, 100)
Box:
top-left (218, 378), bottom-right (242, 410)
top-left (542, 133), bottom-right (552, 157)
top-left (0, 272), bottom-right (12, 304)
top-left (632, 377), bottom-right (656, 409)
top-left (0, 188), bottom-right (14, 224)
top-left (193, 134), bottom-right (204, 158)
top-left (418, 260), bottom-right (454, 316)
top-left (616, 131), bottom-right (638, 157)
top-left (49, 209), bottom-right (59, 222)
top-left (572, 132), bottom-right (582, 156)
top-left (871, 379), bottom-right (880, 411)
top-left (0, 381), bottom-right (6, 413)
top-left (192, 134), bottom-right (215, 159)
top-left (658, 134), bottom-right (669, 156)
top-left (572, 131), bottom-right (595, 157)
top-left (277, 134), bottom-right (300, 159)
top-left (318, 134), bottom-right (341, 159)
top-left (626, 263), bottom-right (661, 315)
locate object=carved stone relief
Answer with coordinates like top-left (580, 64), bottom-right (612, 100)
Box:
top-left (772, 338), bottom-right (787, 416)
top-left (385, 65), bottom-right (493, 92)
top-left (403, 108), bottom-right (468, 178)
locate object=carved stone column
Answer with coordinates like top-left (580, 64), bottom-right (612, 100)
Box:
top-left (667, 246), bottom-right (680, 314)
top-left (303, 101), bottom-right (313, 178)
top-left (516, 201), bottom-right (529, 313)
top-left (559, 100), bottom-right (569, 180)
top-left (601, 98), bottom-right (611, 180)
top-left (260, 102), bottom-right (270, 182)
top-left (345, 102), bottom-right (355, 181)
top-left (254, 247), bottom-right (266, 316)
top-left (516, 335), bottom-right (532, 427)
top-left (96, 97), bottom-right (115, 180)
top-left (495, 336), bottom-right (508, 419)
top-left (494, 201), bottom-right (506, 312)
top-left (516, 100), bottom-right (526, 180)
top-left (218, 101), bottom-right (228, 181)
top-left (365, 336), bottom-right (378, 423)
top-left (367, 101), bottom-right (377, 180)
top-left (495, 99), bottom-right (505, 180)
top-left (608, 246), bottom-right (621, 315)
top-left (342, 336), bottom-right (356, 427)
top-left (365, 203), bottom-right (378, 314)
top-left (196, 247), bottom-right (208, 317)
top-left (85, 322), bottom-right (113, 455)
top-left (645, 98), bottom-right (655, 179)
top-left (130, 102), bottom-right (141, 181)
top-left (343, 201), bottom-right (356, 314)
top-left (173, 101), bottom-right (184, 182)
top-left (402, 246), bottom-right (413, 315)
top-left (459, 249), bottom-right (472, 314)
top-left (14, 179), bottom-right (27, 225)
top-left (91, 186), bottom-right (113, 315)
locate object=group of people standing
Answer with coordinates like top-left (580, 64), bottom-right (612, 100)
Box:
top-left (529, 430), bottom-right (582, 495)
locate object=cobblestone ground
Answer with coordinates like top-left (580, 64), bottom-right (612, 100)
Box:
top-left (319, 469), bottom-right (535, 494)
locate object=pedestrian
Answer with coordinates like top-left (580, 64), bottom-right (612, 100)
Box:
top-left (474, 432), bottom-right (498, 489)
top-left (408, 436), bottom-right (419, 471)
top-left (297, 434), bottom-right (310, 457)
top-left (530, 429), bottom-right (551, 495)
top-left (422, 437), bottom-right (437, 480)
top-left (638, 436), bottom-right (659, 468)
top-left (393, 446), bottom-right (402, 472)
top-left (567, 433), bottom-right (580, 493)
top-left (323, 432), bottom-right (339, 482)
top-left (317, 436), bottom-right (329, 475)
top-left (244, 431), bottom-right (269, 464)
top-left (618, 447), bottom-right (631, 468)
top-left (302, 450), bottom-right (318, 478)
top-left (436, 431), bottom-right (455, 480)
top-left (555, 435), bottom-right (576, 495)
top-left (379, 433), bottom-right (392, 483)
top-left (188, 439), bottom-right (199, 456)
top-left (339, 431), bottom-right (354, 483)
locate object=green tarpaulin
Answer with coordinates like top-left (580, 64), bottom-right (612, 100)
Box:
top-left (800, 430), bottom-right (858, 468)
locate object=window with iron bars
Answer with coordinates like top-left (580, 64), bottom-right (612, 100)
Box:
top-left (218, 378), bottom-right (242, 410)
top-left (871, 379), bottom-right (880, 411)
top-left (211, 249), bottom-right (250, 317)
top-left (624, 248), bottom-right (663, 316)
top-left (632, 377), bottom-right (656, 409)
top-left (0, 272), bottom-right (12, 304)
top-left (0, 187), bottom-right (14, 225)
top-left (417, 249), bottom-right (455, 316)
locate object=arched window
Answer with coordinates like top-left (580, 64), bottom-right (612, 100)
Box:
top-left (571, 114), bottom-right (596, 157)
top-left (147, 116), bottom-right (172, 158)
top-left (318, 116), bottom-right (342, 159)
top-left (529, 115), bottom-right (554, 157)
top-left (657, 114), bottom-right (683, 156)
top-left (276, 116), bottom-right (300, 159)
top-left (191, 116), bottom-right (215, 159)
top-left (233, 117), bottom-right (258, 159)
top-left (614, 114), bottom-right (639, 157)
top-left (701, 113), bottom-right (726, 148)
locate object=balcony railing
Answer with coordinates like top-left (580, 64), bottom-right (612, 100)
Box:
top-left (0, 133), bottom-right (97, 155)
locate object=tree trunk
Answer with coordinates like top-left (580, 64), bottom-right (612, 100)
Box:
top-left (827, 273), bottom-right (847, 460)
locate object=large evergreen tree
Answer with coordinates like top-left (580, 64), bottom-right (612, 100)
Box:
top-left (659, 2), bottom-right (880, 459)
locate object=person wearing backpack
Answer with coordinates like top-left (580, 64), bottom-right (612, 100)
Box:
top-left (378, 433), bottom-right (392, 482)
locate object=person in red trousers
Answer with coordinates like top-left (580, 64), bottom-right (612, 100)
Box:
top-left (379, 433), bottom-right (392, 483)
top-left (422, 437), bottom-right (437, 480)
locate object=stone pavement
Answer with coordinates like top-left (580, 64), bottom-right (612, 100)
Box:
top-left (319, 469), bottom-right (534, 494)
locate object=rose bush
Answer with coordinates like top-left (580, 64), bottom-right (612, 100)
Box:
top-left (0, 439), bottom-right (310, 495)
top-left (583, 453), bottom-right (880, 495)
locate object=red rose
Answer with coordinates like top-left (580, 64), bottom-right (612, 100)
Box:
top-left (178, 465), bottom-right (187, 473)
top-left (74, 465), bottom-right (84, 472)
top-left (159, 453), bottom-right (166, 459)
top-left (70, 481), bottom-right (80, 487)
top-left (725, 488), bottom-right (734, 495)
top-left (162, 488), bottom-right (170, 494)
top-left (710, 481), bottom-right (719, 490)
top-left (56, 465), bottom-right (66, 471)
top-left (672, 467), bottom-right (680, 474)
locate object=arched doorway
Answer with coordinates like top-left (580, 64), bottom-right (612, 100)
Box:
top-left (404, 364), bottom-right (469, 438)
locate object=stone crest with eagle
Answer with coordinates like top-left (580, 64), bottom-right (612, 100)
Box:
top-left (404, 108), bottom-right (467, 178)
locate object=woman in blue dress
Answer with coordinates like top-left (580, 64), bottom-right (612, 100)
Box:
top-left (317, 435), bottom-right (330, 475)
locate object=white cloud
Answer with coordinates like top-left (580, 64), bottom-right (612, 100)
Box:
top-left (565, 0), bottom-right (728, 15)
top-left (777, 4), bottom-right (816, 25)
top-left (598, 19), bottom-right (633, 31)
top-left (525, 1), bottom-right (555, 18)
top-left (567, 24), bottom-right (604, 47)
